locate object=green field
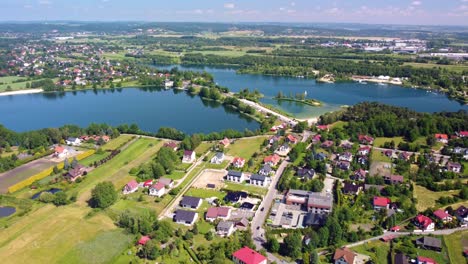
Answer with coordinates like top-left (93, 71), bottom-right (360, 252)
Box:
top-left (226, 136), bottom-right (267, 159)
top-left (185, 187), bottom-right (226, 199)
top-left (225, 182), bottom-right (267, 196)
top-left (165, 170), bottom-right (186, 180)
top-left (101, 135), bottom-right (135, 150)
top-left (413, 184), bottom-right (460, 211)
top-left (371, 150), bottom-right (392, 162)
top-left (194, 142), bottom-right (213, 155)
top-left (403, 62), bottom-right (468, 73)
top-left (373, 137), bottom-right (405, 148)
top-left (78, 151), bottom-right (110, 167)
top-left (444, 231), bottom-right (468, 264)
top-left (353, 241), bottom-right (390, 264)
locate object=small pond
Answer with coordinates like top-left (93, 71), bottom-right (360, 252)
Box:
top-left (31, 188), bottom-right (62, 200)
top-left (0, 206), bottom-right (16, 218)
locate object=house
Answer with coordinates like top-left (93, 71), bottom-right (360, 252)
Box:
top-left (269, 135), bottom-right (281, 145)
top-left (358, 134), bottom-right (374, 145)
top-left (358, 146), bottom-right (371, 155)
top-left (182, 150), bottom-right (196, 163)
top-left (312, 134), bottom-right (321, 144)
top-left (446, 162), bottom-right (462, 173)
top-left (457, 131), bottom-right (468, 138)
top-left (158, 177), bottom-right (174, 188)
top-left (250, 174), bottom-right (268, 187)
top-left (384, 149), bottom-right (393, 157)
top-left (416, 236), bottom-right (442, 252)
top-left (66, 165), bottom-right (86, 181)
top-left (143, 179), bottom-right (153, 188)
top-left (164, 79), bottom-right (174, 88)
top-left (278, 143), bottom-right (290, 152)
top-left (357, 155), bottom-right (368, 165)
top-left (224, 191), bottom-right (248, 203)
top-left (66, 137), bottom-right (82, 146)
top-left (235, 218), bottom-right (249, 230)
top-left (240, 202), bottom-right (255, 211)
top-left (232, 157), bottom-right (246, 168)
top-left (341, 142), bottom-right (353, 150)
top-left (390, 226), bottom-right (401, 232)
top-left (414, 214), bottom-right (435, 231)
top-left (264, 154), bottom-right (281, 166)
top-left (219, 137), bottom-right (230, 148)
top-left (285, 189), bottom-right (333, 214)
top-left (258, 164), bottom-right (273, 176)
top-left (342, 182), bottom-right (362, 195)
top-left (351, 169), bottom-right (367, 181)
top-left (180, 196), bottom-right (202, 209)
top-left (287, 134), bottom-right (298, 144)
top-left (149, 182), bottom-right (166, 197)
top-left (337, 161), bottom-right (351, 170)
top-left (54, 146), bottom-right (69, 159)
top-left (417, 256), bottom-right (437, 264)
top-left (163, 141), bottom-right (178, 151)
top-left (394, 253), bottom-right (409, 264)
top-left (217, 221), bottom-right (235, 237)
top-left (232, 247), bottom-right (267, 264)
top-left (455, 205), bottom-right (468, 226)
top-left (123, 180), bottom-right (139, 194)
top-left (435, 134), bottom-right (449, 143)
top-left (321, 140), bottom-right (334, 148)
top-left (297, 168), bottom-right (315, 179)
top-left (316, 125), bottom-right (329, 131)
top-left (333, 247), bottom-right (357, 264)
top-left (339, 152), bottom-right (353, 162)
top-left (211, 152), bottom-right (225, 164)
top-left (384, 175), bottom-right (404, 185)
top-left (226, 171), bottom-right (245, 183)
top-left (433, 209), bottom-right (453, 223)
top-left (206, 207), bottom-right (231, 222)
top-left (315, 152), bottom-right (327, 161)
top-left (373, 196), bottom-right (391, 210)
top-left (399, 152), bottom-right (411, 161)
top-left (138, 236), bottom-right (151, 246)
top-left (303, 212), bottom-right (327, 227)
top-left (173, 210), bottom-right (198, 225)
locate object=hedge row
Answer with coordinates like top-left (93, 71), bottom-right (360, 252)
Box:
top-left (8, 150), bottom-right (95, 193)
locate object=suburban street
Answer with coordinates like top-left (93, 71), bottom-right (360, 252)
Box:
top-left (251, 159), bottom-right (291, 263)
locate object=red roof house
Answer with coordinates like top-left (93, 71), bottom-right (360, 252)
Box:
top-left (143, 179), bottom-right (153, 188)
top-left (434, 134), bottom-right (448, 143)
top-left (123, 180), bottom-right (139, 194)
top-left (219, 137), bottom-right (230, 147)
top-left (232, 157), bottom-right (246, 168)
top-left (232, 247), bottom-right (267, 264)
top-left (264, 154), bottom-right (281, 166)
top-left (138, 235), bottom-right (151, 245)
top-left (433, 209), bottom-right (452, 222)
top-left (417, 256), bottom-right (437, 264)
top-left (316, 125), bottom-right (329, 131)
top-left (206, 207), bottom-right (231, 222)
top-left (414, 214), bottom-right (435, 231)
top-left (373, 196), bottom-right (391, 210)
top-left (458, 131), bottom-right (468, 138)
top-left (359, 134), bottom-right (374, 144)
top-left (390, 226), bottom-right (400, 232)
top-left (287, 134), bottom-right (298, 144)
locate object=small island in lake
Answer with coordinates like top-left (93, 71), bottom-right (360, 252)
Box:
top-left (274, 91), bottom-right (322, 107)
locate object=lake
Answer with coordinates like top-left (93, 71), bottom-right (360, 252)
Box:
top-left (155, 65), bottom-right (468, 118)
top-left (0, 65), bottom-right (466, 134)
top-left (0, 206), bottom-right (16, 218)
top-left (0, 88), bottom-right (259, 134)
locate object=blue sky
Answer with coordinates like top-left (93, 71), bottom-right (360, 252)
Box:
top-left (2, 0), bottom-right (467, 25)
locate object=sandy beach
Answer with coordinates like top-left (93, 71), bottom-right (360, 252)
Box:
top-left (0, 89), bottom-right (44, 96)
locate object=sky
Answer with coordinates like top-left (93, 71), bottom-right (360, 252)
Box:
top-left (1, 0), bottom-right (468, 26)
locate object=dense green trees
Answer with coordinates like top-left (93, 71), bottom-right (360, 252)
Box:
top-left (90, 182), bottom-right (118, 209)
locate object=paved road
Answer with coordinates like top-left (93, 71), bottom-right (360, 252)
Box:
top-left (250, 159), bottom-right (290, 263)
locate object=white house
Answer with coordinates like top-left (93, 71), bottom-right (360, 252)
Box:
top-left (182, 150), bottom-right (196, 163)
top-left (66, 137), bottom-right (82, 146)
top-left (211, 152), bottom-right (225, 164)
top-left (54, 146), bottom-right (69, 159)
top-left (226, 171), bottom-right (244, 183)
top-left (250, 174), bottom-right (268, 187)
top-left (164, 79), bottom-right (174, 88)
top-left (232, 157), bottom-right (245, 168)
top-left (217, 221), bottom-right (235, 237)
top-left (123, 180), bottom-right (139, 195)
top-left (149, 182), bottom-right (166, 197)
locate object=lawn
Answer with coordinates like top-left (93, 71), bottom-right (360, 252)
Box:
top-left (444, 230), bottom-right (468, 264)
top-left (413, 184), bottom-right (460, 211)
top-left (416, 247), bottom-right (449, 264)
top-left (373, 137), bottom-right (405, 148)
top-left (205, 159), bottom-right (230, 169)
top-left (194, 142), bottom-right (213, 155)
top-left (226, 136), bottom-right (267, 159)
top-left (78, 151), bottom-right (110, 167)
top-left (101, 134), bottom-right (135, 150)
top-left (185, 187), bottom-right (226, 200)
top-left (330, 121), bottom-right (348, 130)
top-left (371, 150), bottom-right (392, 162)
top-left (353, 240), bottom-right (390, 264)
top-left (165, 170), bottom-right (186, 180)
top-left (225, 182), bottom-right (267, 196)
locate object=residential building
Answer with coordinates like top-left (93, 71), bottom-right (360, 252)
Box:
top-left (337, 161), bottom-right (351, 170)
top-left (240, 202), bottom-right (255, 211)
top-left (182, 150), bottom-right (196, 163)
top-left (413, 214), bottom-right (435, 231)
top-left (321, 140), bottom-right (334, 148)
top-left (358, 146), bottom-right (371, 155)
top-left (232, 157), bottom-right (245, 168)
top-left (434, 134), bottom-right (449, 143)
top-left (315, 152), bottom-right (327, 161)
top-left (224, 191), bottom-right (247, 203)
top-left (180, 196), bottom-right (202, 209)
top-left (219, 138), bottom-right (230, 148)
top-left (226, 171), bottom-right (245, 183)
top-left (399, 152), bottom-right (411, 161)
top-left (158, 177), bottom-right (174, 188)
top-left (235, 218), bottom-right (249, 230)
top-left (297, 168), bottom-right (315, 179)
top-left (54, 145), bottom-right (69, 159)
top-left (339, 152), bottom-right (353, 162)
top-left (373, 196), bottom-right (391, 210)
top-left (417, 256), bottom-right (437, 264)
top-left (457, 131), bottom-right (468, 138)
top-left (173, 210), bottom-right (198, 226)
top-left (264, 154), bottom-right (281, 166)
top-left (123, 180), bottom-right (139, 195)
top-left (232, 247), bottom-right (267, 264)
top-left (163, 141), bottom-right (178, 151)
top-left (433, 209), bottom-right (453, 223)
top-left (394, 253), bottom-right (409, 264)
top-left (316, 125), bottom-right (329, 131)
top-left (258, 164), bottom-right (273, 176)
top-left (285, 189), bottom-right (333, 214)
top-left (250, 174), bottom-right (268, 187)
top-left (358, 134), bottom-right (374, 145)
top-left (66, 165), bottom-right (86, 182)
top-left (66, 137), bottom-right (82, 146)
top-left (278, 143), bottom-right (290, 152)
top-left (149, 182), bottom-right (166, 197)
top-left (269, 135), bottom-right (281, 145)
top-left (384, 175), bottom-right (404, 185)
top-left (142, 179), bottom-right (153, 188)
top-left (455, 205), bottom-right (468, 226)
top-left (138, 236), bottom-right (151, 246)
top-left (206, 207), bottom-right (231, 222)
top-left (217, 221), bottom-right (235, 237)
top-left (446, 162), bottom-right (462, 173)
top-left (342, 182), bottom-right (362, 195)
top-left (303, 212), bottom-right (327, 227)
top-left (351, 169), bottom-right (367, 181)
top-left (211, 152), bottom-right (225, 164)
top-left (286, 134), bottom-right (298, 144)
top-left (333, 247), bottom-right (357, 264)
top-left (416, 237), bottom-right (442, 252)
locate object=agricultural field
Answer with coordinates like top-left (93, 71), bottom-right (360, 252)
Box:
top-left (413, 184), bottom-right (460, 211)
top-left (101, 134), bottom-right (135, 151)
top-left (225, 136), bottom-right (267, 160)
top-left (353, 240), bottom-right (390, 264)
top-left (444, 230), bottom-right (468, 264)
top-left (373, 137), bottom-right (405, 148)
top-left (403, 62), bottom-right (468, 73)
top-left (194, 142), bottom-right (213, 155)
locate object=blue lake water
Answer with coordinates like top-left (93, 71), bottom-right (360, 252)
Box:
top-left (0, 206), bottom-right (16, 218)
top-left (31, 188), bottom-right (63, 200)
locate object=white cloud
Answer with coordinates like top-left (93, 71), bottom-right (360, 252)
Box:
top-left (411, 1), bottom-right (422, 6)
top-left (279, 7), bottom-right (286, 11)
top-left (224, 3), bottom-right (235, 9)
top-left (290, 2), bottom-right (296, 7)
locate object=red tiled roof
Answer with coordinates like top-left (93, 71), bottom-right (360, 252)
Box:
top-left (206, 207), bottom-right (230, 218)
top-left (459, 131), bottom-right (468, 136)
top-left (333, 247), bottom-right (356, 264)
top-left (415, 214), bottom-right (433, 229)
top-left (126, 180), bottom-right (138, 189)
top-left (316, 125), bottom-right (329, 130)
top-left (55, 146), bottom-right (65, 153)
top-left (434, 134), bottom-right (448, 140)
top-left (138, 236), bottom-right (151, 245)
top-left (264, 154), bottom-right (280, 164)
top-left (151, 182), bottom-right (165, 191)
top-left (390, 226), bottom-right (400, 231)
top-left (417, 256), bottom-right (437, 264)
top-left (287, 134), bottom-right (297, 142)
top-left (373, 196), bottom-right (391, 207)
top-left (433, 209), bottom-right (450, 220)
top-left (143, 179), bottom-right (153, 187)
top-left (233, 157), bottom-right (245, 164)
top-left (220, 138), bottom-right (230, 146)
top-left (232, 247), bottom-right (266, 264)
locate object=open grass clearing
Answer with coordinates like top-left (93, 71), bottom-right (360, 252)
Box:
top-left (225, 182), bottom-right (267, 196)
top-left (185, 187), bottom-right (226, 200)
top-left (101, 134), bottom-right (135, 151)
top-left (444, 230), bottom-right (468, 264)
top-left (413, 184), bottom-right (460, 211)
top-left (371, 150), bottom-right (392, 163)
top-left (165, 170), bottom-right (186, 180)
top-left (78, 151), bottom-right (110, 167)
top-left (353, 240), bottom-right (389, 264)
top-left (403, 62), bottom-right (468, 73)
top-left (373, 137), bottom-right (405, 148)
top-left (226, 136), bottom-right (267, 160)
top-left (330, 121), bottom-right (348, 130)
top-left (194, 142), bottom-right (214, 155)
